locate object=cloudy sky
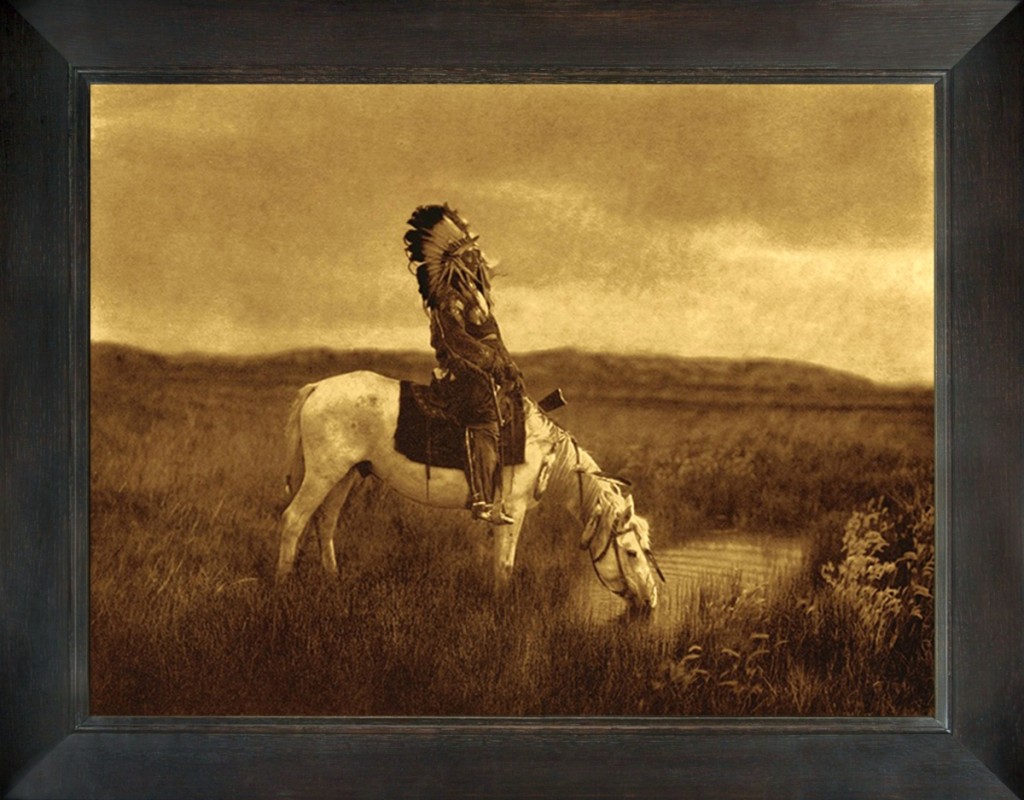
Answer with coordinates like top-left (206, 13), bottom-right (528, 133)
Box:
top-left (91, 84), bottom-right (933, 384)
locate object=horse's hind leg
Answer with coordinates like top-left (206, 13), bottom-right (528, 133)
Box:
top-left (315, 469), bottom-right (360, 576)
top-left (276, 473), bottom-right (336, 581)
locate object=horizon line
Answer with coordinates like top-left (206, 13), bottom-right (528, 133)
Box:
top-left (89, 338), bottom-right (936, 390)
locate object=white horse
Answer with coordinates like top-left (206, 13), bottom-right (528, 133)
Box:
top-left (277, 370), bottom-right (663, 609)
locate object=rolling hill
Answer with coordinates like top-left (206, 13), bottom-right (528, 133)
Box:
top-left (90, 342), bottom-right (932, 412)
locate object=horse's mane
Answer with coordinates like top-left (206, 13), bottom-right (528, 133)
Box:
top-left (522, 397), bottom-right (651, 548)
top-left (523, 396), bottom-right (575, 447)
top-left (523, 396), bottom-right (605, 477)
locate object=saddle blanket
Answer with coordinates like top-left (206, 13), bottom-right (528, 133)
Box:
top-left (394, 380), bottom-right (526, 470)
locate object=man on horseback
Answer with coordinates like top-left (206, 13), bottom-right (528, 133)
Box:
top-left (404, 204), bottom-right (524, 526)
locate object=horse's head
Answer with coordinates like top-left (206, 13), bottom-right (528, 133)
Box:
top-left (580, 489), bottom-right (664, 611)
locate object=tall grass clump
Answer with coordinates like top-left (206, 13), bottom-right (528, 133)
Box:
top-left (820, 497), bottom-right (935, 676)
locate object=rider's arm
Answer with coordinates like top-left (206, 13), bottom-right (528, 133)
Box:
top-left (433, 298), bottom-right (498, 372)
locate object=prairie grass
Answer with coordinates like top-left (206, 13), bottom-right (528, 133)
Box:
top-left (90, 345), bottom-right (934, 716)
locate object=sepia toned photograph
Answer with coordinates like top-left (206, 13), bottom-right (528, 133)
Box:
top-left (89, 83), bottom-right (935, 717)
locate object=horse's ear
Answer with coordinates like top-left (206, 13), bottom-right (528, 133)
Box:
top-left (580, 502), bottom-right (617, 550)
top-left (596, 472), bottom-right (633, 494)
top-left (623, 494), bottom-right (635, 520)
top-left (580, 504), bottom-right (602, 549)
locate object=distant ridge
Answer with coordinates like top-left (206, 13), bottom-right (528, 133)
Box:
top-left (90, 342), bottom-right (932, 410)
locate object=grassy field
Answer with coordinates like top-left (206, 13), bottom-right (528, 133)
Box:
top-left (90, 343), bottom-right (934, 716)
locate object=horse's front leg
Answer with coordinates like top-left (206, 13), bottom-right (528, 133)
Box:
top-left (492, 505), bottom-right (526, 591)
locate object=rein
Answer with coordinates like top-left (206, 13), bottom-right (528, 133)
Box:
top-left (588, 525), bottom-right (629, 598)
top-left (571, 436), bottom-right (585, 513)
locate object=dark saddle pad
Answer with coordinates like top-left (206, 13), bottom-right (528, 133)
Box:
top-left (394, 380), bottom-right (526, 470)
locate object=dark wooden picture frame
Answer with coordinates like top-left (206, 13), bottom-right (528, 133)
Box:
top-left (2, 2), bottom-right (1021, 797)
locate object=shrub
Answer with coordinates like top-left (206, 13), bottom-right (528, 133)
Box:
top-left (820, 498), bottom-right (934, 662)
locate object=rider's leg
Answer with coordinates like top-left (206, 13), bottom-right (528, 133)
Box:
top-left (466, 424), bottom-right (513, 525)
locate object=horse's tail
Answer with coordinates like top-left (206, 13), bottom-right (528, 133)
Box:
top-left (284, 382), bottom-right (318, 498)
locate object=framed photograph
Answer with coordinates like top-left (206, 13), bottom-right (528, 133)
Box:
top-left (86, 81), bottom-right (938, 721)
top-left (3, 2), bottom-right (1021, 797)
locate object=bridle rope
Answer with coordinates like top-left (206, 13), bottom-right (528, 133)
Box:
top-left (540, 411), bottom-right (664, 594)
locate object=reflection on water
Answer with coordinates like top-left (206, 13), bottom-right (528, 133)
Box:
top-left (577, 532), bottom-right (805, 629)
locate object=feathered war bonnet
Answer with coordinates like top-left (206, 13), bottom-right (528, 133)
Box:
top-left (404, 204), bottom-right (493, 309)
